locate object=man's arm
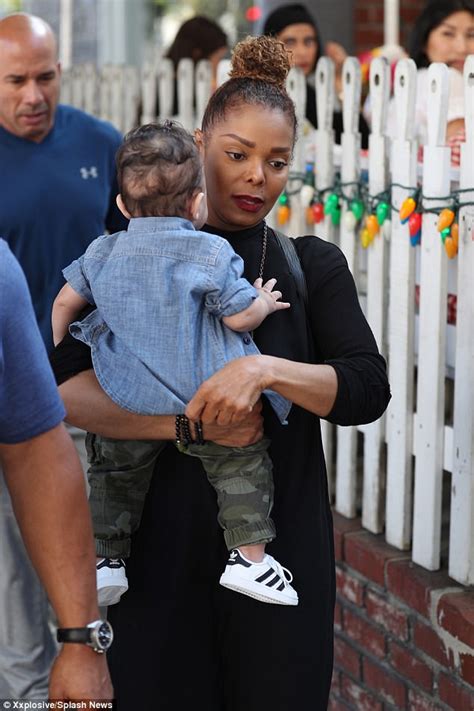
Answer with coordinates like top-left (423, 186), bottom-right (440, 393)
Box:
top-left (0, 423), bottom-right (112, 700)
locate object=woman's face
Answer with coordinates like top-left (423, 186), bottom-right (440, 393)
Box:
top-left (277, 23), bottom-right (318, 76)
top-left (199, 104), bottom-right (293, 231)
top-left (425, 11), bottom-right (474, 71)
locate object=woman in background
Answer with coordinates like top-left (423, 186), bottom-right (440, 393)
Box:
top-left (263, 3), bottom-right (370, 147)
top-left (391, 0), bottom-right (474, 163)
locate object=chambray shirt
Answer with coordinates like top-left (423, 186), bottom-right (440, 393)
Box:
top-left (64, 217), bottom-right (290, 422)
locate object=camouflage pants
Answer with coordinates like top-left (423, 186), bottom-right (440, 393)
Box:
top-left (86, 434), bottom-right (275, 557)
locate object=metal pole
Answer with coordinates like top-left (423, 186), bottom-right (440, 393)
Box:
top-left (384, 0), bottom-right (400, 46)
top-left (59, 0), bottom-right (73, 69)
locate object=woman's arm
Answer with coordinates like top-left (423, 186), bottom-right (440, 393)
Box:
top-left (59, 369), bottom-right (263, 446)
top-left (186, 237), bottom-right (390, 427)
top-left (185, 355), bottom-right (337, 425)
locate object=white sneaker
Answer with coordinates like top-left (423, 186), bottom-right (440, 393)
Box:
top-left (96, 557), bottom-right (129, 606)
top-left (219, 549), bottom-right (299, 605)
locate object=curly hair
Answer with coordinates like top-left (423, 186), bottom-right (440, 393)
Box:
top-left (116, 121), bottom-right (203, 218)
top-left (201, 35), bottom-right (297, 142)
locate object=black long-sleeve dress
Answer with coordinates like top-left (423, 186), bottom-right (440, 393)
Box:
top-left (51, 221), bottom-right (390, 710)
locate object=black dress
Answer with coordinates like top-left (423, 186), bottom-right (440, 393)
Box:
top-left (98, 223), bottom-right (390, 710)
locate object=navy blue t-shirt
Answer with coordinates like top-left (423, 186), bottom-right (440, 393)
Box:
top-left (0, 105), bottom-right (127, 352)
top-left (0, 240), bottom-right (65, 443)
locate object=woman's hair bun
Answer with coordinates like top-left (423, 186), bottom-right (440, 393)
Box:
top-left (229, 35), bottom-right (291, 87)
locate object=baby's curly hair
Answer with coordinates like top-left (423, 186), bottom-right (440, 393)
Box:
top-left (116, 121), bottom-right (203, 218)
top-left (202, 35), bottom-right (296, 139)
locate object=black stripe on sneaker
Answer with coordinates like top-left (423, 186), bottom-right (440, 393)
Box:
top-left (266, 574), bottom-right (282, 587)
top-left (256, 568), bottom-right (275, 583)
top-left (277, 582), bottom-right (285, 591)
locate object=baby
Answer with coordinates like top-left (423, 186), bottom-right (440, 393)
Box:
top-left (52, 121), bottom-right (298, 607)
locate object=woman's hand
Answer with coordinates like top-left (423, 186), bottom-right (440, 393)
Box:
top-left (203, 401), bottom-right (264, 446)
top-left (185, 356), bottom-right (268, 426)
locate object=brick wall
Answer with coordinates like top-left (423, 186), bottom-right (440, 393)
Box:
top-left (330, 512), bottom-right (474, 710)
top-left (354, 0), bottom-right (426, 54)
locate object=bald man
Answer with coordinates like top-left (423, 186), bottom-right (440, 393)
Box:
top-left (0, 13), bottom-right (127, 353)
top-left (0, 12), bottom-right (124, 700)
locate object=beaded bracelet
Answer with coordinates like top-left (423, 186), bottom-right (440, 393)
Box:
top-left (175, 415), bottom-right (205, 446)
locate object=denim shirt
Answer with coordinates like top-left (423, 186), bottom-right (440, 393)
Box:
top-left (64, 217), bottom-right (290, 422)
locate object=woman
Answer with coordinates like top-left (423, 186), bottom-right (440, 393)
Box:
top-left (166, 15), bottom-right (228, 114)
top-left (263, 3), bottom-right (370, 147)
top-left (390, 0), bottom-right (474, 159)
top-left (54, 36), bottom-right (390, 710)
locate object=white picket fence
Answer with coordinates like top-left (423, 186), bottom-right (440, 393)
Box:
top-left (61, 56), bottom-right (474, 586)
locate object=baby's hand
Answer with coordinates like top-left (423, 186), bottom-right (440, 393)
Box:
top-left (253, 277), bottom-right (290, 314)
top-left (447, 128), bottom-right (466, 168)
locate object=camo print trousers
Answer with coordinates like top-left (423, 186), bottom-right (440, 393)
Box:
top-left (86, 434), bottom-right (276, 557)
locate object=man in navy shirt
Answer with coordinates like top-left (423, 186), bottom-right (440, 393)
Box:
top-left (0, 241), bottom-right (113, 700)
top-left (0, 12), bottom-right (127, 353)
top-left (0, 12), bottom-right (125, 697)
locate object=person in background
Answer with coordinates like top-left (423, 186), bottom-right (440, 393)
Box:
top-left (263, 3), bottom-right (370, 147)
top-left (166, 15), bottom-right (229, 113)
top-left (391, 0), bottom-right (474, 164)
top-left (0, 240), bottom-right (113, 700)
top-left (0, 12), bottom-right (127, 354)
top-left (0, 11), bottom-right (126, 697)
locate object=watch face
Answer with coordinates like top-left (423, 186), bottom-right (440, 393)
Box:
top-left (92, 620), bottom-right (114, 651)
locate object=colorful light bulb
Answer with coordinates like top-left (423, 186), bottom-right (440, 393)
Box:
top-left (324, 193), bottom-right (339, 215)
top-left (300, 184), bottom-right (315, 208)
top-left (376, 201), bottom-right (389, 226)
top-left (331, 207), bottom-right (341, 226)
top-left (305, 205), bottom-right (316, 225)
top-left (311, 202), bottom-right (324, 224)
top-left (440, 226), bottom-right (451, 243)
top-left (399, 197), bottom-right (416, 224)
top-left (344, 211), bottom-right (357, 231)
top-left (360, 228), bottom-right (371, 248)
top-left (444, 236), bottom-right (458, 259)
top-left (437, 208), bottom-right (455, 233)
top-left (365, 214), bottom-right (380, 238)
top-left (277, 204), bottom-right (290, 225)
top-left (350, 199), bottom-right (364, 222)
top-left (278, 192), bottom-right (289, 206)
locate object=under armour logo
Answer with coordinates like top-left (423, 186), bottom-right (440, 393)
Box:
top-left (80, 166), bottom-right (98, 179)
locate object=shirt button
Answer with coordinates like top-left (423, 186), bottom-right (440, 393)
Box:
top-left (243, 335), bottom-right (251, 345)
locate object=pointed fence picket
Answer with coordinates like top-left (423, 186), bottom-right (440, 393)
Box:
top-left (62, 54), bottom-right (474, 586)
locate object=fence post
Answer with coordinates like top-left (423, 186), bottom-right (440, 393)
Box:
top-left (177, 58), bottom-right (195, 131)
top-left (83, 63), bottom-right (98, 117)
top-left (385, 58), bottom-right (418, 549)
top-left (286, 67), bottom-right (307, 237)
top-left (314, 57), bottom-right (336, 492)
top-left (123, 65), bottom-right (140, 132)
top-left (412, 63), bottom-right (450, 570)
top-left (157, 58), bottom-right (174, 121)
top-left (141, 61), bottom-right (157, 124)
top-left (195, 59), bottom-right (212, 130)
top-left (315, 58), bottom-right (336, 243)
top-left (362, 57), bottom-right (390, 533)
top-left (335, 57), bottom-right (362, 518)
top-left (110, 66), bottom-right (125, 132)
top-left (449, 56), bottom-right (474, 584)
top-left (99, 65), bottom-right (114, 124)
top-left (216, 59), bottom-right (231, 87)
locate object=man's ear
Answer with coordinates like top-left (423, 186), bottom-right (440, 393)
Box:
top-left (116, 194), bottom-right (132, 219)
top-left (190, 191), bottom-right (206, 221)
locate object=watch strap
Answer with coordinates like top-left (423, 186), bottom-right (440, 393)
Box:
top-left (57, 627), bottom-right (92, 644)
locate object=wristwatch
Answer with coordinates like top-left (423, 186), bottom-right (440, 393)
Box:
top-left (57, 619), bottom-right (113, 653)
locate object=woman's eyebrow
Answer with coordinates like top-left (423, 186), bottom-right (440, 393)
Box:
top-left (221, 133), bottom-right (255, 147)
top-left (221, 133), bottom-right (290, 153)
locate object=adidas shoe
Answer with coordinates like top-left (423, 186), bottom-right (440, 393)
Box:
top-left (219, 549), bottom-right (298, 606)
top-left (96, 557), bottom-right (129, 606)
